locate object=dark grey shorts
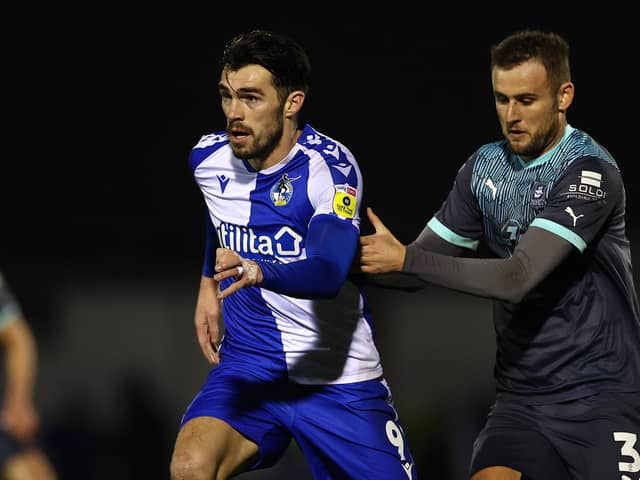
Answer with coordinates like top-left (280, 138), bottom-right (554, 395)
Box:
top-left (469, 391), bottom-right (640, 480)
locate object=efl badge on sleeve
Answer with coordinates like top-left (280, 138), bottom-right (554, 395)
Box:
top-left (333, 184), bottom-right (357, 219)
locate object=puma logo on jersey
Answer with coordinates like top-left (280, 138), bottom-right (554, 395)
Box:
top-left (485, 178), bottom-right (497, 199)
top-left (564, 206), bottom-right (584, 227)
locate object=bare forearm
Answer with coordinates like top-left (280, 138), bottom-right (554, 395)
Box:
top-left (2, 319), bottom-right (37, 406)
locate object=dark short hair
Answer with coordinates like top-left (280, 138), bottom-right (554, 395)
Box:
top-left (490, 29), bottom-right (571, 91)
top-left (221, 30), bottom-right (311, 100)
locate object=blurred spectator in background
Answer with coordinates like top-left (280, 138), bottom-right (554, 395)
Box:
top-left (0, 272), bottom-right (58, 480)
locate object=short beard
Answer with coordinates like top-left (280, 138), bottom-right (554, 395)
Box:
top-left (508, 115), bottom-right (560, 159)
top-left (231, 114), bottom-right (284, 161)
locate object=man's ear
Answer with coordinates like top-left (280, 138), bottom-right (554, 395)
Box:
top-left (285, 91), bottom-right (305, 118)
top-left (558, 81), bottom-right (574, 112)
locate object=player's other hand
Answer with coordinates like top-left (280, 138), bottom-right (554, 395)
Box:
top-left (194, 276), bottom-right (223, 365)
top-left (357, 208), bottom-right (406, 274)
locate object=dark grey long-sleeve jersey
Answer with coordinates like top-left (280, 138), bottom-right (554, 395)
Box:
top-left (378, 126), bottom-right (640, 404)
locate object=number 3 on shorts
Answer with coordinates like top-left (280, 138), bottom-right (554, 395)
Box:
top-left (614, 431), bottom-right (640, 478)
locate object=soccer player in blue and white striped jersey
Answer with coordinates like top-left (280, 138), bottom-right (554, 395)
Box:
top-left (170, 30), bottom-right (417, 480)
top-left (358, 29), bottom-right (640, 480)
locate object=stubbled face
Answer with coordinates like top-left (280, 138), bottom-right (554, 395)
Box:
top-left (219, 64), bottom-right (285, 161)
top-left (492, 60), bottom-right (564, 161)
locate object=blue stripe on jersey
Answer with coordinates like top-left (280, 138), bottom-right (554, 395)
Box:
top-left (202, 210), bottom-right (219, 277)
top-left (259, 214), bottom-right (358, 298)
top-left (217, 278), bottom-right (289, 373)
top-left (530, 219), bottom-right (586, 252)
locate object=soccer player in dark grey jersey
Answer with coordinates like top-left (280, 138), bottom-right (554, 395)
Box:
top-left (357, 29), bottom-right (640, 480)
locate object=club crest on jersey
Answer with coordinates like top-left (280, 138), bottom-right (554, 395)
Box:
top-left (333, 184), bottom-right (357, 219)
top-left (530, 181), bottom-right (548, 208)
top-left (270, 174), bottom-right (295, 206)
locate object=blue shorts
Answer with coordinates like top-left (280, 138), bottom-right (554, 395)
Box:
top-left (181, 362), bottom-right (417, 479)
top-left (469, 391), bottom-right (640, 480)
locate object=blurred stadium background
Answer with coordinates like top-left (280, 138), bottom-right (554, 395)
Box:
top-left (5, 5), bottom-right (637, 479)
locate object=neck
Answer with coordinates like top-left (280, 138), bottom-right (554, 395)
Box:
top-left (250, 124), bottom-right (302, 171)
top-left (521, 119), bottom-right (567, 163)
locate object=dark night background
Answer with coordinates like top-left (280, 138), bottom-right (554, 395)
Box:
top-left (4, 4), bottom-right (638, 479)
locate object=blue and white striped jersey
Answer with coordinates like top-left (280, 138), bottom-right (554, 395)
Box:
top-left (429, 125), bottom-right (640, 403)
top-left (189, 124), bottom-right (382, 385)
